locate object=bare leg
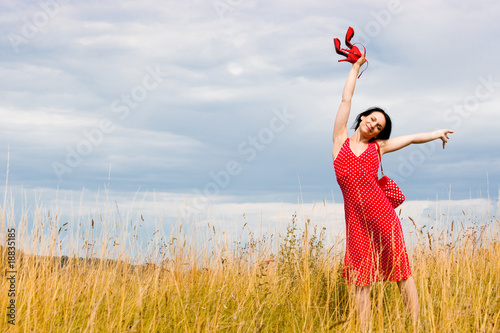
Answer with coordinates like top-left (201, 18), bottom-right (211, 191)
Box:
top-left (397, 276), bottom-right (419, 327)
top-left (355, 285), bottom-right (371, 331)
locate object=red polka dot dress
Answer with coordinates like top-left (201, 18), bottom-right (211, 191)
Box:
top-left (334, 138), bottom-right (411, 286)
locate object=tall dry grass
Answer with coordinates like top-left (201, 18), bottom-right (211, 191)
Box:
top-left (1, 203), bottom-right (499, 332)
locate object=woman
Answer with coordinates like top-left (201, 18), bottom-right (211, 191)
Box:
top-left (332, 54), bottom-right (453, 329)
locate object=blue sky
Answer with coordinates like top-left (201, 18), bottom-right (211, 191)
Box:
top-left (1, 0), bottom-right (499, 217)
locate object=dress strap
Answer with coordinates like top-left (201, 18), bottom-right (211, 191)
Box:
top-left (374, 141), bottom-right (384, 175)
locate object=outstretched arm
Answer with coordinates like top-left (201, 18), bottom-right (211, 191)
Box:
top-left (332, 55), bottom-right (366, 159)
top-left (378, 129), bottom-right (454, 155)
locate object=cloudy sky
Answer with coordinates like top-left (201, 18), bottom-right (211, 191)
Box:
top-left (1, 0), bottom-right (499, 221)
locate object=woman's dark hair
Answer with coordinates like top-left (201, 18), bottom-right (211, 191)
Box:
top-left (352, 107), bottom-right (392, 141)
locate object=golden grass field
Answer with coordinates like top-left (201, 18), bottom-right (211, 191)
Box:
top-left (1, 206), bottom-right (499, 332)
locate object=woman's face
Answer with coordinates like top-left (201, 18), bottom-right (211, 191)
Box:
top-left (360, 111), bottom-right (386, 139)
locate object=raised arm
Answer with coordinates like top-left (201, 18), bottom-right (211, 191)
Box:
top-left (377, 129), bottom-right (454, 155)
top-left (332, 55), bottom-right (366, 160)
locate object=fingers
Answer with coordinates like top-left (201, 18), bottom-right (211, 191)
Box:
top-left (355, 54), bottom-right (366, 66)
top-left (442, 129), bottom-right (453, 149)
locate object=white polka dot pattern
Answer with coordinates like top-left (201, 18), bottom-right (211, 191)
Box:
top-left (378, 175), bottom-right (406, 209)
top-left (334, 138), bottom-right (412, 286)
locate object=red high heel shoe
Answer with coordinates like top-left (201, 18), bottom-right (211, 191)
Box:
top-left (334, 27), bottom-right (368, 78)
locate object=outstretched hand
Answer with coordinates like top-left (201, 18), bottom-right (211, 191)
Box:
top-left (436, 129), bottom-right (454, 149)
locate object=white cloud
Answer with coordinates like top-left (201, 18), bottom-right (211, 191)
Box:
top-left (227, 62), bottom-right (244, 75)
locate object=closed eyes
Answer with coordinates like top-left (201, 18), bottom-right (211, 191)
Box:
top-left (371, 116), bottom-right (382, 130)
